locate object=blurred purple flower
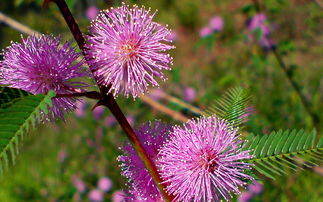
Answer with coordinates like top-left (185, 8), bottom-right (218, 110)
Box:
top-left (248, 181), bottom-right (263, 195)
top-left (112, 190), bottom-right (126, 202)
top-left (248, 14), bottom-right (269, 34)
top-left (148, 88), bottom-right (164, 101)
top-left (72, 177), bottom-right (86, 193)
top-left (88, 189), bottom-right (104, 202)
top-left (85, 3), bottom-right (175, 98)
top-left (0, 35), bottom-right (87, 120)
top-left (199, 26), bottom-right (212, 37)
top-left (118, 121), bottom-right (171, 201)
top-left (157, 116), bottom-right (253, 201)
top-left (238, 192), bottom-right (253, 202)
top-left (126, 115), bottom-right (135, 127)
top-left (92, 106), bottom-right (105, 120)
top-left (98, 177), bottom-right (112, 192)
top-left (209, 16), bottom-right (224, 31)
top-left (105, 115), bottom-right (116, 127)
top-left (57, 150), bottom-right (67, 163)
top-left (259, 37), bottom-right (274, 49)
top-left (183, 87), bottom-right (196, 102)
top-left (86, 6), bottom-right (99, 20)
top-left (247, 13), bottom-right (274, 48)
top-left (75, 100), bottom-right (87, 118)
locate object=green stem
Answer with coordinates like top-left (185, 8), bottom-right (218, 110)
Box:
top-left (251, 0), bottom-right (320, 128)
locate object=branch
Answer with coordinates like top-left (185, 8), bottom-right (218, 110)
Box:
top-left (55, 91), bottom-right (101, 100)
top-left (47, 0), bottom-right (173, 200)
top-left (0, 11), bottom-right (195, 123)
top-left (0, 12), bottom-right (41, 37)
top-left (141, 95), bottom-right (189, 122)
top-left (270, 48), bottom-right (319, 126)
top-left (160, 92), bottom-right (202, 115)
top-left (250, 0), bottom-right (320, 128)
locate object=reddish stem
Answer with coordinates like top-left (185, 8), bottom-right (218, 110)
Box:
top-left (49, 0), bottom-right (173, 200)
top-left (55, 91), bottom-right (101, 100)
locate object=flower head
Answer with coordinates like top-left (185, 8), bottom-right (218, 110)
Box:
top-left (72, 176), bottom-right (86, 193)
top-left (57, 149), bottom-right (67, 163)
top-left (149, 88), bottom-right (164, 101)
top-left (112, 190), bottom-right (126, 202)
top-left (157, 116), bottom-right (253, 201)
top-left (209, 16), bottom-right (224, 32)
top-left (247, 13), bottom-right (274, 48)
top-left (118, 121), bottom-right (171, 200)
top-left (238, 192), bottom-right (253, 202)
top-left (247, 14), bottom-right (268, 33)
top-left (92, 105), bottom-right (105, 120)
top-left (98, 177), bottom-right (112, 192)
top-left (75, 100), bottom-right (87, 118)
top-left (199, 26), bottom-right (213, 37)
top-left (105, 115), bottom-right (116, 127)
top-left (0, 35), bottom-right (87, 120)
top-left (86, 6), bottom-right (99, 20)
top-left (183, 87), bottom-right (196, 102)
top-left (248, 180), bottom-right (263, 195)
top-left (85, 3), bottom-right (175, 98)
top-left (88, 189), bottom-right (104, 202)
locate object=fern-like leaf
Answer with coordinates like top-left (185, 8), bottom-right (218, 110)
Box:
top-left (202, 87), bottom-right (252, 128)
top-left (0, 87), bottom-right (31, 106)
top-left (245, 129), bottom-right (323, 179)
top-left (0, 89), bottom-right (55, 176)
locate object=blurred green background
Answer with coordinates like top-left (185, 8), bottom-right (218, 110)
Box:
top-left (0, 0), bottom-right (322, 201)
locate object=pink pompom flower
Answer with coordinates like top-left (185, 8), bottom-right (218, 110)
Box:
top-left (248, 180), bottom-right (263, 195)
top-left (157, 116), bottom-right (254, 201)
top-left (105, 115), bottom-right (116, 127)
top-left (112, 190), bottom-right (126, 202)
top-left (88, 189), bottom-right (104, 202)
top-left (148, 88), bottom-right (164, 101)
top-left (247, 13), bottom-right (274, 48)
top-left (92, 105), bottom-right (105, 120)
top-left (86, 6), bottom-right (99, 20)
top-left (238, 192), bottom-right (253, 202)
top-left (75, 100), bottom-right (87, 118)
top-left (85, 3), bottom-right (175, 98)
top-left (0, 35), bottom-right (88, 120)
top-left (209, 16), bottom-right (224, 31)
top-left (98, 177), bottom-right (112, 192)
top-left (183, 87), bottom-right (196, 102)
top-left (72, 176), bottom-right (86, 193)
top-left (118, 121), bottom-right (171, 200)
top-left (199, 26), bottom-right (213, 37)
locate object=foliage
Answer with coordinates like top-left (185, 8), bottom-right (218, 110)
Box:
top-left (0, 87), bottom-right (31, 106)
top-left (245, 129), bottom-right (323, 179)
top-left (0, 88), bottom-right (55, 176)
top-left (0, 0), bottom-right (322, 201)
top-left (202, 87), bottom-right (252, 128)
